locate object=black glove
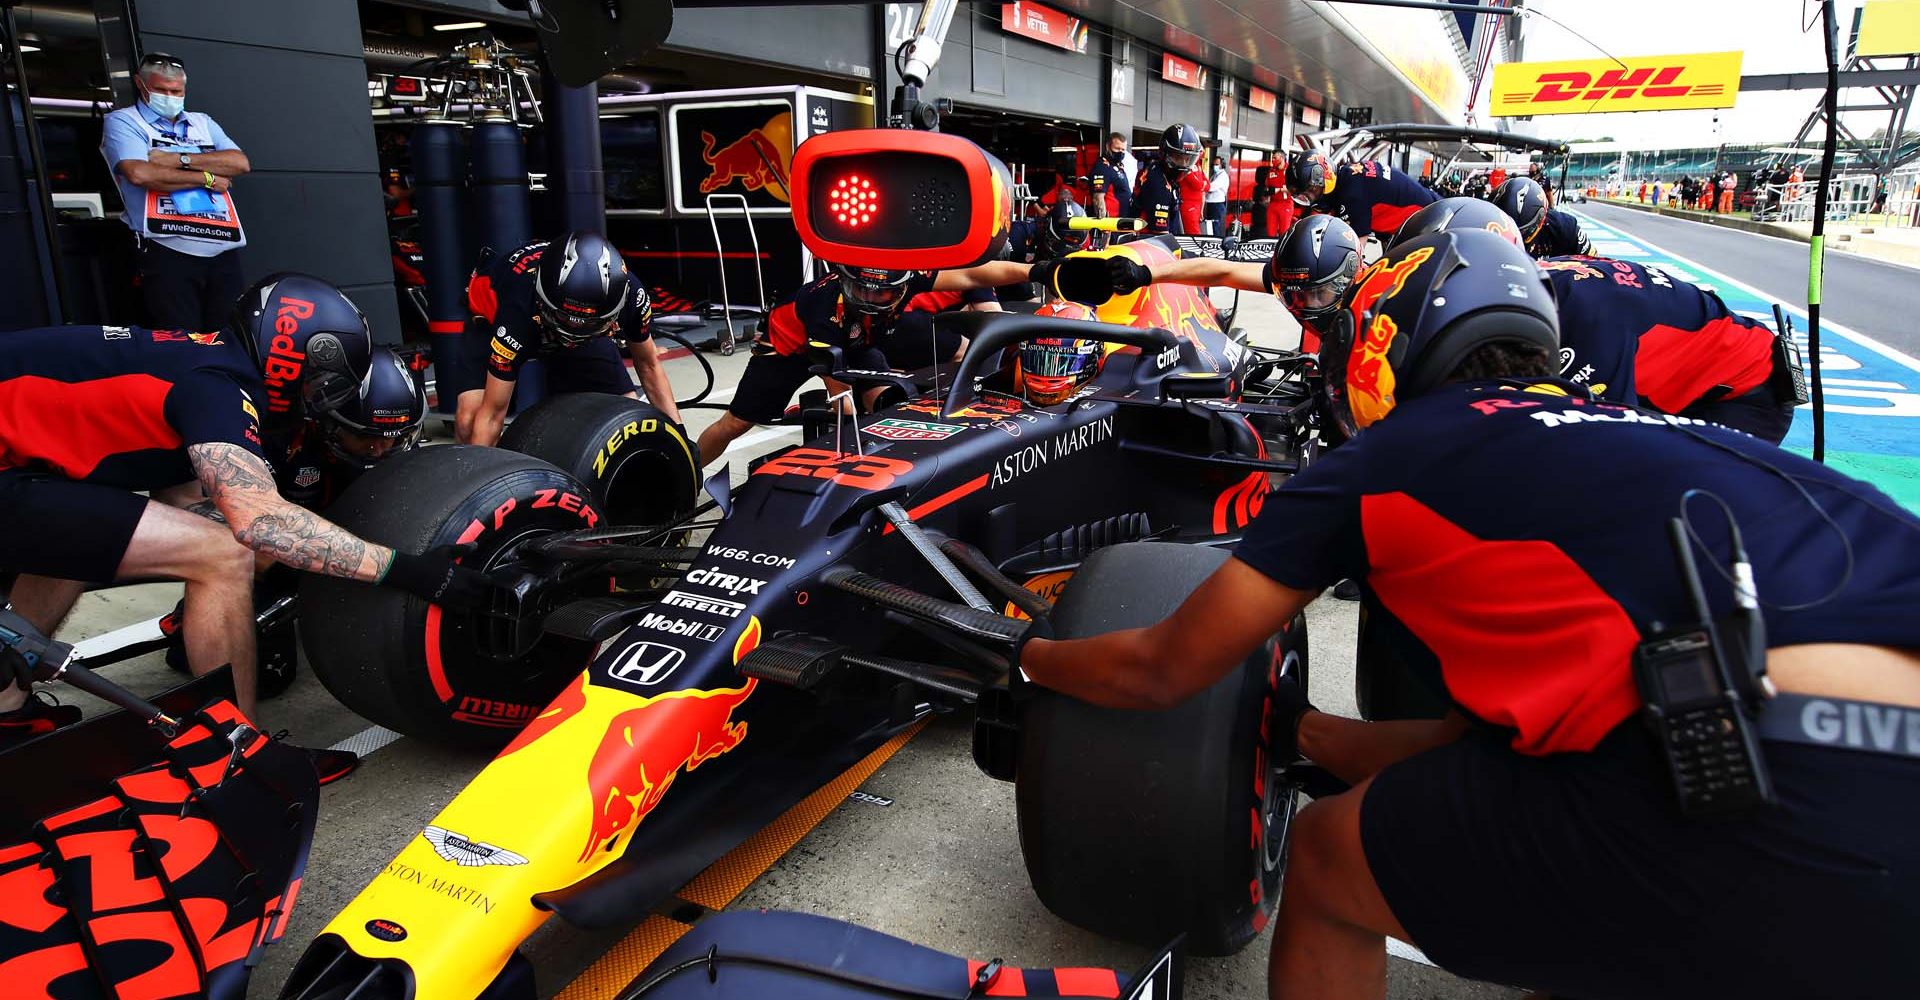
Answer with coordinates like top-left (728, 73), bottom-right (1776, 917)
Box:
top-left (1272, 667), bottom-right (1316, 763)
top-left (1107, 257), bottom-right (1153, 296)
top-left (382, 544), bottom-right (497, 613)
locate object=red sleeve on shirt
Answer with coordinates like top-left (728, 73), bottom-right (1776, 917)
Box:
top-left (1634, 314), bottom-right (1776, 412)
top-left (767, 301), bottom-right (808, 356)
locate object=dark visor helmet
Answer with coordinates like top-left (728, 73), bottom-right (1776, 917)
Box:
top-left (320, 348), bottom-right (425, 467)
top-left (1270, 214), bottom-right (1362, 324)
top-left (831, 264), bottom-right (919, 315)
top-left (1041, 196), bottom-right (1091, 259)
top-left (1319, 229), bottom-right (1558, 437)
top-left (229, 272), bottom-right (372, 433)
top-left (1390, 196), bottom-right (1525, 251)
top-left (1019, 336), bottom-right (1103, 405)
top-left (1491, 177), bottom-right (1552, 255)
top-left (1160, 123), bottom-right (1202, 172)
top-left (1286, 151), bottom-right (1334, 207)
top-left (535, 231), bottom-right (631, 346)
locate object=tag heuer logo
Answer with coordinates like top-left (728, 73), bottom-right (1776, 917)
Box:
top-left (864, 418), bottom-right (964, 441)
top-left (421, 826), bottom-right (529, 868)
top-left (293, 466), bottom-right (322, 488)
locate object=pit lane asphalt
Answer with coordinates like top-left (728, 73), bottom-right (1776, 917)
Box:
top-left (54, 291), bottom-right (1519, 1000)
top-left (1573, 201), bottom-right (1920, 358)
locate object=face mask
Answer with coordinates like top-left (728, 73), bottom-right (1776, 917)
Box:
top-left (1105, 150), bottom-right (1124, 165)
top-left (146, 93), bottom-right (185, 119)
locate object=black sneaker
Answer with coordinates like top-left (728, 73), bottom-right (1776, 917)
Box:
top-left (1331, 579), bottom-right (1362, 601)
top-left (0, 692), bottom-right (81, 750)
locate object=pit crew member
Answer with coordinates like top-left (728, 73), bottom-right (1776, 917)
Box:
top-left (695, 259), bottom-right (1041, 462)
top-left (1022, 228), bottom-right (1920, 1000)
top-left (1493, 177), bottom-right (1591, 258)
top-left (456, 231), bottom-right (679, 447)
top-left (0, 277), bottom-right (496, 736)
top-left (275, 346), bottom-right (426, 509)
top-left (1287, 151), bottom-right (1438, 241)
top-left (1133, 124), bottom-right (1204, 235)
top-left (1096, 213), bottom-right (1362, 353)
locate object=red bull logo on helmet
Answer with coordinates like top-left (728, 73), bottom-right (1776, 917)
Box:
top-left (1342, 246), bottom-right (1434, 430)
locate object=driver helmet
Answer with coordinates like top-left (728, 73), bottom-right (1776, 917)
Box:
top-left (1160, 124), bottom-right (1202, 174)
top-left (229, 272), bottom-right (372, 432)
top-left (1491, 177), bottom-right (1553, 255)
top-left (1286, 151), bottom-right (1335, 207)
top-left (1019, 334), bottom-right (1103, 405)
top-left (1269, 214), bottom-right (1362, 326)
top-left (535, 231), bottom-right (631, 346)
top-left (831, 264), bottom-right (920, 316)
top-left (316, 348), bottom-right (425, 468)
top-left (1320, 229), bottom-right (1558, 437)
top-left (1389, 196), bottom-right (1525, 251)
top-left (1041, 196), bottom-right (1091, 258)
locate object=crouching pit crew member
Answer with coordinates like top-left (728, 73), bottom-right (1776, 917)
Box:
top-left (1019, 229), bottom-right (1920, 1000)
top-left (277, 346), bottom-right (425, 509)
top-left (457, 230), bottom-right (679, 447)
top-left (1493, 176), bottom-right (1592, 258)
top-left (1288, 151), bottom-right (1438, 241)
top-left (1099, 213), bottom-right (1362, 353)
top-left (696, 258), bottom-right (1043, 463)
top-left (0, 276), bottom-right (500, 751)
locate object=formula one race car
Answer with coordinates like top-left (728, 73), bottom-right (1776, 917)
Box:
top-left (281, 130), bottom-right (1326, 1000)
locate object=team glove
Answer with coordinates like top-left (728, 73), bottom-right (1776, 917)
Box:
top-left (1107, 257), bottom-right (1153, 296)
top-left (1273, 671), bottom-right (1317, 764)
top-left (381, 544), bottom-right (498, 613)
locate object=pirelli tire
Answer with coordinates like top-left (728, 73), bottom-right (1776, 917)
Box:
top-left (299, 446), bottom-right (610, 748)
top-left (498, 393), bottom-right (701, 531)
top-left (1015, 541), bottom-right (1308, 956)
top-left (1354, 597), bottom-right (1450, 721)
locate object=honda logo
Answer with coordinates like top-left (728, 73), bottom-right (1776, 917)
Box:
top-left (609, 641), bottom-right (685, 686)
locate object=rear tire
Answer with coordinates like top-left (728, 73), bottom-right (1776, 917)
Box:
top-left (1015, 541), bottom-right (1308, 955)
top-left (499, 393), bottom-right (700, 530)
top-left (299, 446), bottom-right (610, 747)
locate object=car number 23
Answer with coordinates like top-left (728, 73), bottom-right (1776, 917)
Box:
top-left (754, 448), bottom-right (914, 491)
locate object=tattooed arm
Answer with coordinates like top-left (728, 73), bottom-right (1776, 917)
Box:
top-left (189, 443), bottom-right (393, 582)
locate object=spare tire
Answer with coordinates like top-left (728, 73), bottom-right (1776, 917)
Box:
top-left (499, 393), bottom-right (700, 530)
top-left (1015, 541), bottom-right (1308, 956)
top-left (300, 446), bottom-right (610, 747)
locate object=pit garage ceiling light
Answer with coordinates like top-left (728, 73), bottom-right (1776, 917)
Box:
top-left (433, 21), bottom-right (487, 31)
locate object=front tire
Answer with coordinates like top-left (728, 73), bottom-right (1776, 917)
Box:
top-left (1015, 541), bottom-right (1308, 955)
top-left (498, 393), bottom-right (700, 530)
top-left (300, 446), bottom-right (610, 747)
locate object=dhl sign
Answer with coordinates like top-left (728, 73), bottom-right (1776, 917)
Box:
top-left (1491, 51), bottom-right (1743, 117)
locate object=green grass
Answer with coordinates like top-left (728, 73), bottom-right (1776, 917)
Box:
top-left (1784, 447), bottom-right (1920, 515)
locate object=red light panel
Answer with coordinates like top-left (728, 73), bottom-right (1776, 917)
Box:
top-left (792, 128), bottom-right (1012, 270)
top-left (829, 174), bottom-right (881, 228)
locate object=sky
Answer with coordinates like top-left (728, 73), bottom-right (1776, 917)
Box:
top-left (1489, 0), bottom-right (1886, 148)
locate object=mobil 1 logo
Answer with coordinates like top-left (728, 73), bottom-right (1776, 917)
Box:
top-left (639, 612), bottom-right (724, 643)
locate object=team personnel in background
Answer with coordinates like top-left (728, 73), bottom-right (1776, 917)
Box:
top-left (998, 198), bottom-right (1093, 302)
top-left (1020, 228), bottom-right (1920, 1000)
top-left (1105, 132), bottom-right (1139, 193)
top-left (1133, 124), bottom-right (1205, 235)
top-left (696, 258), bottom-right (1042, 462)
top-left (1093, 213), bottom-right (1361, 354)
top-left (1527, 161), bottom-right (1554, 206)
top-left (456, 231), bottom-right (679, 447)
top-left (0, 277), bottom-right (494, 747)
top-left (1205, 151), bottom-right (1230, 235)
top-left (101, 52), bottom-right (251, 332)
top-left (1287, 151), bottom-right (1438, 241)
top-left (1493, 177), bottom-right (1592, 258)
top-left (1091, 147), bottom-right (1131, 217)
top-left (1718, 170), bottom-right (1737, 213)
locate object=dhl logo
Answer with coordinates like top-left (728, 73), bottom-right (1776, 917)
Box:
top-left (1491, 52), bottom-right (1741, 117)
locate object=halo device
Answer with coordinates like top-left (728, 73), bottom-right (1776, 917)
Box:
top-left (790, 128), bottom-right (1012, 271)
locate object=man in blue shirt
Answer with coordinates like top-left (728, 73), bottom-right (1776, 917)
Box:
top-left (100, 52), bottom-right (251, 332)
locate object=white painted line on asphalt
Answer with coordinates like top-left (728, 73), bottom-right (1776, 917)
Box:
top-left (1387, 937), bottom-right (1436, 968)
top-left (1573, 217), bottom-right (1920, 377)
top-left (329, 724), bottom-right (405, 757)
top-left (1574, 204), bottom-right (1920, 276)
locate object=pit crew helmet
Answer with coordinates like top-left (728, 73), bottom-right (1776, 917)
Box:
top-left (230, 272), bottom-right (372, 432)
top-left (1160, 124), bottom-right (1202, 173)
top-left (1390, 196), bottom-right (1525, 251)
top-left (535, 231), bottom-right (631, 346)
top-left (831, 264), bottom-right (919, 316)
top-left (319, 348), bottom-right (426, 468)
top-left (1286, 151), bottom-right (1335, 207)
top-left (1270, 214), bottom-right (1362, 324)
top-left (1320, 229), bottom-right (1558, 437)
top-left (1041, 197), bottom-right (1092, 259)
top-left (1491, 178), bottom-right (1553, 254)
top-left (1018, 314), bottom-right (1102, 406)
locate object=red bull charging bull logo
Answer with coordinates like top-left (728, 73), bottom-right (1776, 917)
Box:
top-left (1537, 258), bottom-right (1606, 281)
top-left (698, 113), bottom-right (793, 202)
top-left (578, 617), bottom-right (764, 862)
top-left (1342, 246), bottom-right (1433, 429)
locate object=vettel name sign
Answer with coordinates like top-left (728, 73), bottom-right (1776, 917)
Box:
top-left (1491, 51), bottom-right (1743, 117)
